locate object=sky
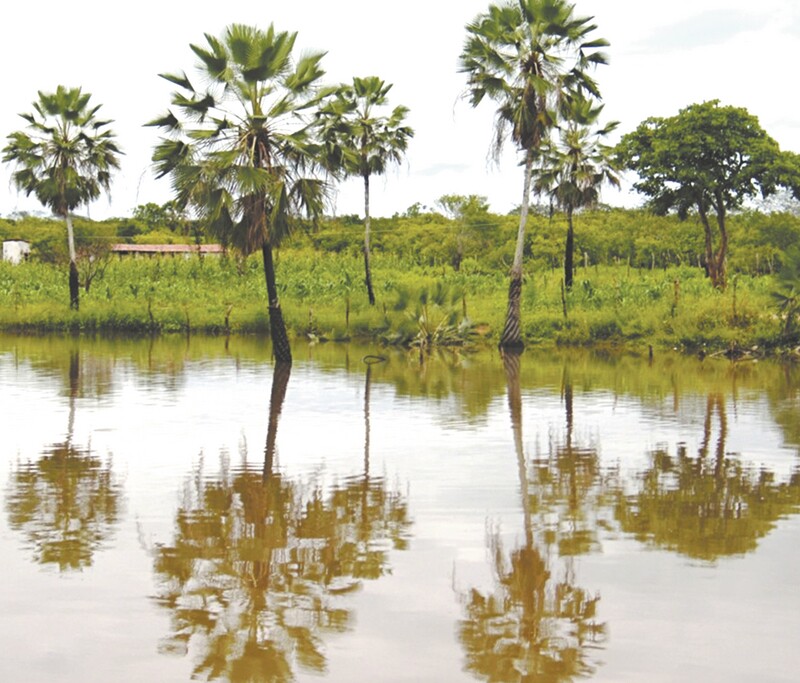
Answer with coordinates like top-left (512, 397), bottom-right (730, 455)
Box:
top-left (1, 0), bottom-right (798, 221)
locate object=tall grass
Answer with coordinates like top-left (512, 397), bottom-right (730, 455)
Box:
top-left (0, 250), bottom-right (794, 353)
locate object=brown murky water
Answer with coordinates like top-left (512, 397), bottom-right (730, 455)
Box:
top-left (1, 335), bottom-right (799, 682)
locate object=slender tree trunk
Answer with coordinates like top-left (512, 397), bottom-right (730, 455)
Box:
top-left (67, 350), bottom-right (79, 445)
top-left (564, 206), bottom-right (575, 290)
top-left (66, 215), bottom-right (79, 310)
top-left (714, 394), bottom-right (727, 471)
top-left (363, 362), bottom-right (372, 477)
top-left (363, 173), bottom-right (376, 305)
top-left (257, 360), bottom-right (290, 594)
top-left (563, 366), bottom-right (573, 452)
top-left (263, 360), bottom-right (291, 480)
top-left (499, 151), bottom-right (534, 349)
top-left (502, 347), bottom-right (539, 569)
top-left (713, 195), bottom-right (728, 290)
top-left (697, 203), bottom-right (728, 289)
top-left (453, 233), bottom-right (464, 272)
top-left (261, 242), bottom-right (292, 364)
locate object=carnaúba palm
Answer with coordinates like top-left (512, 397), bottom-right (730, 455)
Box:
top-left (534, 98), bottom-right (619, 289)
top-left (460, 0), bottom-right (609, 347)
top-left (150, 24), bottom-right (331, 363)
top-left (317, 76), bottom-right (413, 305)
top-left (3, 86), bottom-right (121, 310)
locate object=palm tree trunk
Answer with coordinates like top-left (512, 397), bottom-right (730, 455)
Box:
top-left (499, 151), bottom-right (534, 349)
top-left (363, 173), bottom-right (375, 305)
top-left (261, 242), bottom-right (292, 364)
top-left (363, 362), bottom-right (372, 477)
top-left (564, 207), bottom-right (575, 290)
top-left (66, 215), bottom-right (79, 310)
top-left (502, 348), bottom-right (533, 549)
top-left (264, 360), bottom-right (291, 480)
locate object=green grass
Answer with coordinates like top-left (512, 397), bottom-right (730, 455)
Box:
top-left (0, 251), bottom-right (796, 354)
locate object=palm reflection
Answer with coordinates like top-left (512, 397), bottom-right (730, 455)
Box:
top-left (152, 360), bottom-right (410, 682)
top-left (5, 351), bottom-right (120, 571)
top-left (459, 352), bottom-right (606, 682)
top-left (617, 393), bottom-right (800, 561)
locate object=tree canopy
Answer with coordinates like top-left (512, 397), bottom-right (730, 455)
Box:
top-left (617, 100), bottom-right (800, 288)
top-left (3, 85), bottom-right (121, 309)
top-left (316, 76), bottom-right (413, 305)
top-left (459, 0), bottom-right (610, 347)
top-left (149, 23), bottom-right (332, 361)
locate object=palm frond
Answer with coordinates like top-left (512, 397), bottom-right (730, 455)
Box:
top-left (160, 72), bottom-right (194, 92)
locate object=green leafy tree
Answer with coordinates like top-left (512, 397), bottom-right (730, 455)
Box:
top-left (459, 0), bottom-right (610, 348)
top-left (436, 194), bottom-right (493, 270)
top-left (2, 85), bottom-right (121, 310)
top-left (133, 200), bottom-right (193, 235)
top-left (150, 24), bottom-right (331, 363)
top-left (534, 98), bottom-right (619, 289)
top-left (317, 76), bottom-right (413, 305)
top-left (617, 100), bottom-right (800, 289)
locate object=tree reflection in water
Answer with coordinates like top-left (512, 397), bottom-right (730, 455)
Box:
top-left (616, 393), bottom-right (800, 561)
top-left (459, 352), bottom-right (606, 682)
top-left (5, 350), bottom-right (121, 571)
top-left (151, 360), bottom-right (411, 682)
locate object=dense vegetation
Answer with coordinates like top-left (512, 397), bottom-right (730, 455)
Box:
top-left (3, 202), bottom-right (798, 275)
top-left (3, 7), bottom-right (799, 359)
top-left (2, 205), bottom-right (799, 354)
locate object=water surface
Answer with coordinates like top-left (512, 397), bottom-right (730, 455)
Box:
top-left (1, 335), bottom-right (799, 682)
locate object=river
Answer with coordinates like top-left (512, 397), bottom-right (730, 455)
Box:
top-left (1, 335), bottom-right (798, 682)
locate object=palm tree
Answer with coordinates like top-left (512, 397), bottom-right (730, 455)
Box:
top-left (6, 351), bottom-right (121, 570)
top-left (459, 0), bottom-right (609, 348)
top-left (534, 98), bottom-right (619, 289)
top-left (3, 86), bottom-right (121, 310)
top-left (149, 24), bottom-right (330, 363)
top-left (458, 350), bottom-right (606, 680)
top-left (317, 76), bottom-right (413, 305)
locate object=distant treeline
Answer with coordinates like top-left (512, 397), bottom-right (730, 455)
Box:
top-left (3, 205), bottom-right (799, 276)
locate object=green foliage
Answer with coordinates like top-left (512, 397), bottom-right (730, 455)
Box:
top-left (618, 100), bottom-right (799, 218)
top-left (2, 85), bottom-right (121, 217)
top-left (132, 201), bottom-right (193, 235)
top-left (0, 251), bottom-right (790, 353)
top-left (459, 0), bottom-right (609, 160)
top-left (390, 281), bottom-right (474, 348)
top-left (772, 246), bottom-right (800, 339)
top-left (317, 76), bottom-right (413, 182)
top-left (3, 203), bottom-right (800, 353)
top-left (149, 23), bottom-right (328, 255)
top-left (617, 100), bottom-right (800, 288)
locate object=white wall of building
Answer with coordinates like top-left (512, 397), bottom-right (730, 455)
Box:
top-left (2, 240), bottom-right (31, 264)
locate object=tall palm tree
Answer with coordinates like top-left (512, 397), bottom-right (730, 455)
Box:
top-left (458, 350), bottom-right (606, 680)
top-left (534, 98), bottom-right (619, 289)
top-left (317, 76), bottom-right (413, 305)
top-left (460, 0), bottom-right (609, 348)
top-left (6, 351), bottom-right (121, 570)
top-left (3, 86), bottom-right (121, 310)
top-left (149, 24), bottom-right (330, 363)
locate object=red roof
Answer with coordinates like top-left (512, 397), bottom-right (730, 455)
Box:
top-left (110, 244), bottom-right (224, 254)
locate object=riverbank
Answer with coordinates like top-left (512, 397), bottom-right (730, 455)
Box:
top-left (1, 254), bottom-right (798, 357)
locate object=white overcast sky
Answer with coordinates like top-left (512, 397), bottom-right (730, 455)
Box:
top-left (1, 0), bottom-right (798, 220)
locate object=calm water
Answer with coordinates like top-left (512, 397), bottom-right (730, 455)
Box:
top-left (1, 335), bottom-right (799, 683)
